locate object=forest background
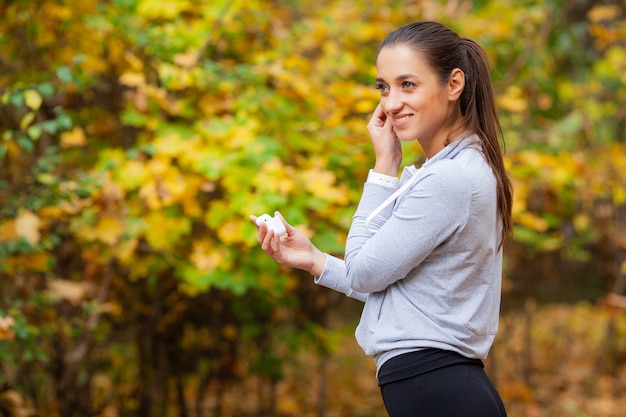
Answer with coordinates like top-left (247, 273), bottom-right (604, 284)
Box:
top-left (1, 0), bottom-right (625, 416)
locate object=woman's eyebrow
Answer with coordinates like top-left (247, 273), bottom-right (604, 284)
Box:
top-left (396, 73), bottom-right (419, 80)
top-left (376, 74), bottom-right (419, 83)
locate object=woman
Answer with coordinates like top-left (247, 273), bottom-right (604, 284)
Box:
top-left (251, 21), bottom-right (512, 417)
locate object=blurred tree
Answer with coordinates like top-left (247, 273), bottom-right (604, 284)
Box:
top-left (0, 0), bottom-right (625, 415)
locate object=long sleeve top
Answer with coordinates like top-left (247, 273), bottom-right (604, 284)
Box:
top-left (314, 133), bottom-right (503, 375)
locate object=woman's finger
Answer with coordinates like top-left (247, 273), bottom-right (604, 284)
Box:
top-left (368, 104), bottom-right (385, 127)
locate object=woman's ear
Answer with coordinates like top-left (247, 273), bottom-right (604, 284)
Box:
top-left (447, 68), bottom-right (465, 100)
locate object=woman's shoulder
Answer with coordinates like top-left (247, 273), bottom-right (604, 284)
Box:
top-left (422, 152), bottom-right (493, 193)
top-left (424, 156), bottom-right (475, 180)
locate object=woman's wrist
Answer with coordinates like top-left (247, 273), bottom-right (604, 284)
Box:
top-left (308, 249), bottom-right (327, 277)
top-left (373, 160), bottom-right (400, 177)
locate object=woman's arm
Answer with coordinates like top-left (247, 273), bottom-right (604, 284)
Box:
top-left (250, 212), bottom-right (367, 302)
top-left (345, 166), bottom-right (472, 293)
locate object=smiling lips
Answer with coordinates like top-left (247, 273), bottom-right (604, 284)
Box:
top-left (393, 114), bottom-right (414, 127)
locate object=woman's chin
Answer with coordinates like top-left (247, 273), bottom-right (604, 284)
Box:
top-left (396, 132), bottom-right (417, 142)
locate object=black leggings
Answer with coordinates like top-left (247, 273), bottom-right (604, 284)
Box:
top-left (380, 363), bottom-right (507, 417)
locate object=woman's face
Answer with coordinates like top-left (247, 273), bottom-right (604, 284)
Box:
top-left (375, 44), bottom-right (461, 154)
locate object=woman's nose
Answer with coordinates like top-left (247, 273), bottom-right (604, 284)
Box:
top-left (383, 91), bottom-right (403, 113)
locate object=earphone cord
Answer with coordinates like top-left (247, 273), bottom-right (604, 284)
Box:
top-left (364, 168), bottom-right (423, 233)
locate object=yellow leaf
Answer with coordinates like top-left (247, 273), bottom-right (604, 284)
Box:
top-left (139, 167), bottom-right (187, 209)
top-left (124, 52), bottom-right (144, 72)
top-left (113, 238), bottom-right (138, 263)
top-left (516, 212), bottom-right (549, 233)
top-left (158, 62), bottom-right (194, 90)
top-left (146, 157), bottom-right (170, 176)
top-left (139, 182), bottom-right (161, 210)
top-left (588, 5), bottom-right (621, 22)
top-left (15, 210), bottom-right (41, 245)
top-left (160, 171), bottom-right (187, 201)
top-left (47, 279), bottom-right (94, 305)
top-left (20, 111), bottom-right (35, 130)
top-left (541, 237), bottom-right (562, 251)
top-left (573, 214), bottom-right (590, 233)
top-left (154, 133), bottom-right (187, 157)
top-left (173, 49), bottom-right (200, 68)
top-left (96, 217), bottom-right (125, 246)
top-left (230, 120), bottom-right (259, 148)
top-left (498, 86), bottom-right (528, 113)
top-left (0, 315), bottom-right (16, 341)
top-left (355, 98), bottom-right (376, 114)
top-left (0, 220), bottom-right (19, 242)
top-left (614, 186), bottom-right (626, 205)
top-left (300, 168), bottom-right (349, 203)
top-left (119, 72), bottom-right (146, 87)
top-left (217, 218), bottom-right (245, 245)
top-left (180, 179), bottom-right (203, 217)
top-left (137, 0), bottom-right (192, 19)
top-left (144, 212), bottom-right (190, 250)
top-left (511, 187), bottom-right (527, 215)
top-left (5, 253), bottom-right (50, 272)
top-left (190, 240), bottom-right (224, 272)
top-left (117, 160), bottom-right (150, 191)
top-left (24, 89), bottom-right (43, 111)
top-left (46, 3), bottom-right (72, 19)
top-left (254, 157), bottom-right (296, 194)
top-left (60, 127), bottom-right (87, 148)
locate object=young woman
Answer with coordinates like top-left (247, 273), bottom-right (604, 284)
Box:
top-left (251, 21), bottom-right (512, 417)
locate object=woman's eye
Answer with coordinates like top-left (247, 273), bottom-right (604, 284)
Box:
top-left (375, 84), bottom-right (388, 92)
top-left (402, 81), bottom-right (416, 88)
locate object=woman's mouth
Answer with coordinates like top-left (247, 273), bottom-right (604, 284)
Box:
top-left (393, 114), bottom-right (413, 127)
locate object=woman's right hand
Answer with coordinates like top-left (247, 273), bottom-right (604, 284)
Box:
top-left (249, 212), bottom-right (326, 277)
top-left (366, 103), bottom-right (402, 176)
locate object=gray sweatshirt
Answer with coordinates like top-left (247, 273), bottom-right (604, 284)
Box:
top-left (314, 134), bottom-right (503, 375)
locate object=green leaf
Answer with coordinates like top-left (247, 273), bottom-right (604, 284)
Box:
top-left (75, 188), bottom-right (93, 199)
top-left (9, 92), bottom-right (24, 107)
top-left (41, 120), bottom-right (59, 134)
top-left (56, 66), bottom-right (74, 84)
top-left (37, 82), bottom-right (55, 98)
top-left (37, 173), bottom-right (57, 185)
top-left (16, 136), bottom-right (34, 153)
top-left (27, 125), bottom-right (43, 140)
top-left (56, 114), bottom-right (73, 130)
top-left (121, 109), bottom-right (148, 127)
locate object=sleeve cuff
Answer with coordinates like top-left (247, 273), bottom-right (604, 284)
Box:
top-left (366, 169), bottom-right (399, 189)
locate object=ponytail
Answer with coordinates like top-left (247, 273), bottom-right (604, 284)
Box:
top-left (460, 38), bottom-right (513, 249)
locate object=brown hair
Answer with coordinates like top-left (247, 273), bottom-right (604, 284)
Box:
top-left (377, 21), bottom-right (513, 248)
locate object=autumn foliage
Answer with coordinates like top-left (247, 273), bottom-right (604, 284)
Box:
top-left (1, 0), bottom-right (625, 416)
